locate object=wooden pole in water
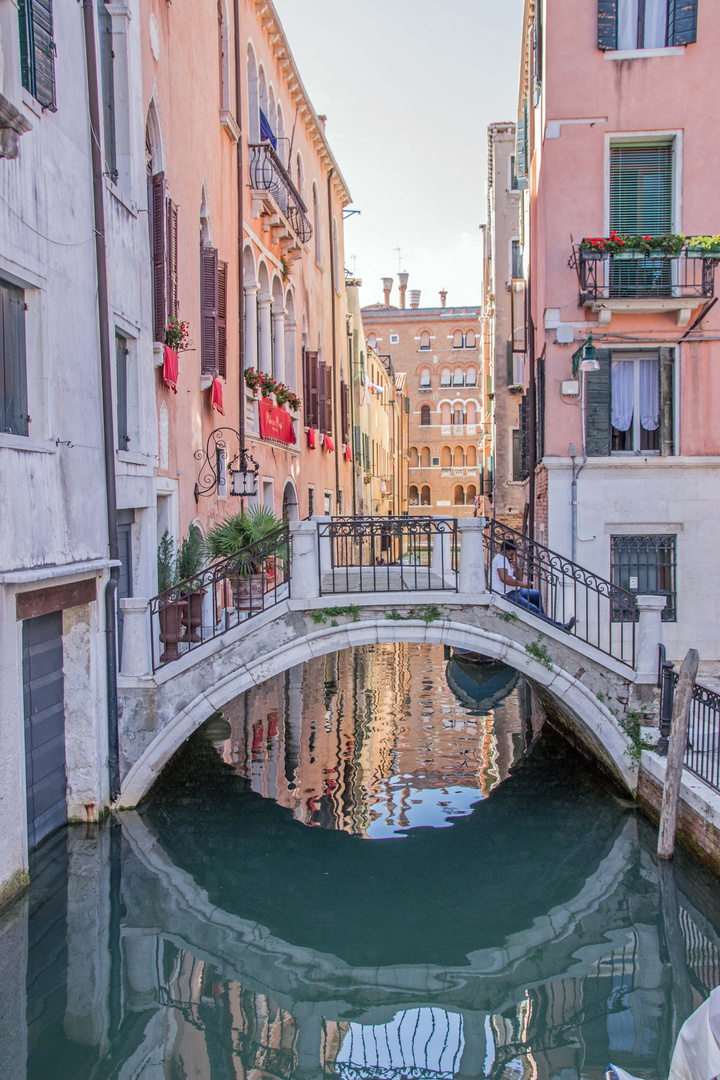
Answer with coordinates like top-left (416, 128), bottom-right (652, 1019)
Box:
top-left (657, 648), bottom-right (699, 860)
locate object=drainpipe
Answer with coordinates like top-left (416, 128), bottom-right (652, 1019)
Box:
top-left (348, 324), bottom-right (357, 515)
top-left (526, 277), bottom-right (536, 544)
top-left (82, 0), bottom-right (120, 800)
top-left (233, 0), bottom-right (245, 445)
top-left (569, 371), bottom-right (595, 563)
top-left (327, 170), bottom-right (340, 508)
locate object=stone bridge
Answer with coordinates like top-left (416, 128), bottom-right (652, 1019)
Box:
top-left (116, 519), bottom-right (666, 808)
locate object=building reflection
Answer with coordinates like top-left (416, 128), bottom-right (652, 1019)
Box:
top-left (218, 643), bottom-right (525, 837)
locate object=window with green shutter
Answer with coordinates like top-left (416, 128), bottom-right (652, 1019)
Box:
top-left (598, 0), bottom-right (698, 51)
top-left (586, 348), bottom-right (675, 456)
top-left (18, 0), bottom-right (57, 111)
top-left (610, 142), bottom-right (674, 234)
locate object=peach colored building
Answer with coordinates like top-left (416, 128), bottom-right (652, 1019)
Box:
top-left (362, 278), bottom-right (483, 518)
top-left (141, 0), bottom-right (354, 559)
top-left (515, 0), bottom-right (720, 666)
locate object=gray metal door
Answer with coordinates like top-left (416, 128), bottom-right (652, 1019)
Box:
top-left (23, 611), bottom-right (66, 849)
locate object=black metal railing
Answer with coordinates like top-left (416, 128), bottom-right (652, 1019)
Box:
top-left (576, 248), bottom-right (716, 303)
top-left (317, 515), bottom-right (458, 595)
top-left (484, 520), bottom-right (636, 666)
top-left (249, 142), bottom-right (312, 244)
top-left (658, 649), bottom-right (720, 791)
top-left (149, 525), bottom-right (291, 673)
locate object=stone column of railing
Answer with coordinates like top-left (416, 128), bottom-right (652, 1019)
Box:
top-left (431, 515), bottom-right (454, 582)
top-left (119, 598), bottom-right (151, 677)
top-left (457, 517), bottom-right (488, 594)
top-left (635, 594), bottom-right (667, 682)
top-left (289, 520), bottom-right (320, 599)
top-left (272, 305), bottom-right (286, 385)
top-left (257, 294), bottom-right (272, 374)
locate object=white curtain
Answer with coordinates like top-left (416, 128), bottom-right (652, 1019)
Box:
top-left (639, 357), bottom-right (660, 430)
top-left (612, 361), bottom-right (634, 432)
top-left (618, 0), bottom-right (640, 49)
top-left (644, 0), bottom-right (668, 48)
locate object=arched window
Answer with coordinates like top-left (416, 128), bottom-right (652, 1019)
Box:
top-left (313, 184), bottom-right (322, 265)
top-left (296, 152), bottom-right (305, 200)
top-left (453, 446), bottom-right (464, 467)
top-left (453, 406), bottom-right (464, 427)
top-left (247, 45), bottom-right (259, 142)
top-left (453, 369), bottom-right (464, 386)
top-left (440, 368), bottom-right (451, 387)
top-left (276, 101), bottom-right (286, 165)
top-left (420, 404), bottom-right (431, 426)
top-left (466, 484), bottom-right (477, 504)
top-left (419, 368), bottom-right (431, 388)
top-left (218, 1), bottom-right (230, 113)
top-left (453, 485), bottom-right (465, 505)
top-left (466, 445), bottom-right (477, 467)
top-left (420, 485), bottom-right (431, 506)
top-left (441, 445), bottom-right (452, 468)
top-left (466, 367), bottom-right (477, 386)
top-left (466, 401), bottom-right (476, 424)
top-left (453, 329), bottom-right (464, 349)
top-left (409, 485), bottom-right (419, 506)
top-left (465, 329), bottom-right (476, 348)
top-left (409, 446), bottom-right (419, 467)
top-left (333, 218), bottom-right (339, 292)
top-left (440, 402), bottom-right (452, 425)
top-left (420, 330), bottom-right (431, 350)
top-left (420, 447), bottom-right (431, 468)
top-left (367, 332), bottom-right (377, 349)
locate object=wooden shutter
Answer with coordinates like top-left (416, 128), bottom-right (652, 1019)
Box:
top-left (305, 350), bottom-right (319, 427)
top-left (200, 246), bottom-right (219, 376)
top-left (151, 173), bottom-right (166, 342)
top-left (217, 261), bottom-right (227, 379)
top-left (340, 380), bottom-right (349, 443)
top-left (659, 347), bottom-right (675, 456)
top-left (506, 339), bottom-right (514, 384)
top-left (0, 280), bottom-right (28, 436)
top-left (586, 349), bottom-right (612, 456)
top-left (325, 366), bottom-right (333, 435)
top-left (518, 397), bottom-right (530, 480)
top-left (353, 425), bottom-right (361, 458)
top-left (597, 0), bottom-right (618, 50)
top-left (166, 199), bottom-right (179, 321)
top-left (317, 360), bottom-right (327, 433)
top-left (18, 0), bottom-right (57, 110)
top-left (536, 351), bottom-right (545, 461)
top-left (667, 0), bottom-right (698, 46)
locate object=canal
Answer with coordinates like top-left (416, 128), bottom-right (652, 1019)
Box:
top-left (3, 642), bottom-right (720, 1080)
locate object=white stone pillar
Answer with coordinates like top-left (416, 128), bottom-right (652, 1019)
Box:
top-left (119, 598), bottom-right (151, 677)
top-left (258, 295), bottom-right (272, 375)
top-left (289, 521), bottom-right (320, 599)
top-left (314, 515), bottom-right (333, 584)
top-left (431, 515), bottom-right (453, 581)
top-left (272, 306), bottom-right (286, 385)
top-left (244, 285), bottom-right (259, 371)
top-left (635, 594), bottom-right (667, 683)
top-left (457, 518), bottom-right (487, 594)
top-left (285, 318), bottom-right (297, 391)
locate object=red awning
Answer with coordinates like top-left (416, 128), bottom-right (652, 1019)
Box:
top-left (259, 398), bottom-right (296, 444)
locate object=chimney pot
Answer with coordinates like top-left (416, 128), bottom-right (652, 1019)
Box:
top-left (408, 290), bottom-right (421, 308)
top-left (381, 277), bottom-right (393, 306)
top-left (398, 272), bottom-right (409, 309)
top-left (439, 290), bottom-right (448, 308)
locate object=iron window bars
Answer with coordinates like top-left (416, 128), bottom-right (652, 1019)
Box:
top-left (611, 534), bottom-right (676, 622)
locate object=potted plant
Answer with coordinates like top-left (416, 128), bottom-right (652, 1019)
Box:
top-left (156, 530), bottom-right (187, 663)
top-left (579, 237), bottom-right (609, 260)
top-left (244, 367), bottom-right (277, 398)
top-left (205, 506), bottom-right (288, 611)
top-left (687, 235), bottom-right (720, 259)
top-left (637, 233), bottom-right (685, 259)
top-left (165, 316), bottom-right (190, 352)
top-left (177, 525), bottom-right (206, 643)
top-left (274, 382), bottom-right (301, 411)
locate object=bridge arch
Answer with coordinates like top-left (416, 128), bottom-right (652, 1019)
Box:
top-left (117, 613), bottom-right (636, 809)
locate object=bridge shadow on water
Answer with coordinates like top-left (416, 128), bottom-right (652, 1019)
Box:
top-left (9, 643), bottom-right (720, 1080)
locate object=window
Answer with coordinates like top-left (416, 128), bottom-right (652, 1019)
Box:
top-left (409, 446), bottom-right (419, 467)
top-left (420, 447), bottom-right (431, 467)
top-left (431, 455), bottom-right (440, 467)
top-left (313, 185), bottom-right (322, 265)
top-left (441, 446), bottom-right (452, 467)
top-left (452, 330), bottom-right (464, 349)
top-left (453, 369), bottom-right (464, 386)
top-left (420, 331), bottom-right (431, 349)
top-left (333, 218), bottom-right (339, 292)
top-left (466, 368), bottom-right (477, 386)
top-left (18, 0), bottom-right (57, 110)
top-left (302, 350), bottom-right (332, 434)
top-left (390, 334), bottom-right (399, 345)
top-left (611, 534), bottom-right (676, 622)
top-left (296, 153), bottom-right (305, 199)
top-left (510, 154), bottom-right (521, 191)
top-left (586, 348), bottom-right (674, 456)
top-left (467, 484), bottom-right (477, 505)
top-left (466, 445), bottom-right (477, 468)
top-left (465, 329), bottom-right (476, 348)
top-left (116, 332), bottom-right (130, 450)
top-left (453, 485), bottom-right (465, 505)
top-left (419, 368), bottom-right (431, 388)
top-left (599, 0), bottom-right (698, 51)
top-left (440, 369), bottom-right (451, 387)
top-left (307, 486), bottom-right (315, 516)
top-left (453, 407), bottom-right (464, 427)
top-left (324, 491), bottom-right (333, 515)
top-left (200, 248), bottom-right (228, 378)
top-left (148, 172), bottom-right (180, 342)
top-left (409, 485), bottom-right (419, 505)
top-left (98, 1), bottom-right (116, 179)
top-left (511, 240), bottom-right (523, 281)
top-left (0, 279), bottom-right (28, 436)
top-left (512, 429), bottom-right (521, 480)
top-left (420, 485), bottom-right (431, 506)
top-left (420, 404), bottom-right (431, 426)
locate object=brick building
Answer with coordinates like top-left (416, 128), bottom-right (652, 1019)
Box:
top-left (362, 278), bottom-right (482, 517)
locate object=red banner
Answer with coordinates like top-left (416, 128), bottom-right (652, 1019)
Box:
top-left (259, 399), bottom-right (297, 445)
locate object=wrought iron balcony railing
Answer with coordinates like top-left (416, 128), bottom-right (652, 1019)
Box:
top-left (574, 247), bottom-right (717, 303)
top-left (249, 142), bottom-right (312, 244)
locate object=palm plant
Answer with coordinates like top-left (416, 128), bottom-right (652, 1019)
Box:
top-left (205, 506), bottom-right (288, 575)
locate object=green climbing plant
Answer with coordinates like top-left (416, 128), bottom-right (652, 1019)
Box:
top-left (309, 605), bottom-right (361, 626)
top-left (385, 604), bottom-right (442, 624)
top-left (618, 708), bottom-right (656, 765)
top-left (525, 638), bottom-right (553, 670)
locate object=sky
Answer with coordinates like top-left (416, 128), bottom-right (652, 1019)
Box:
top-left (273, 0), bottom-right (525, 309)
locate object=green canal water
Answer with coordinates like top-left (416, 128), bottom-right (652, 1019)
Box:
top-left (5, 643), bottom-right (720, 1080)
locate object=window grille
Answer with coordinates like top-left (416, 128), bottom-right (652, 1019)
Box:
top-left (611, 534), bottom-right (676, 621)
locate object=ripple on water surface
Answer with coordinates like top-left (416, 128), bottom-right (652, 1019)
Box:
top-left (9, 643), bottom-right (720, 1080)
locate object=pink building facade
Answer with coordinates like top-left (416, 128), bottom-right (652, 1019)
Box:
top-left (516, 0), bottom-right (720, 666)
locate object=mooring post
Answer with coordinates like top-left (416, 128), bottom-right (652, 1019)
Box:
top-left (657, 648), bottom-right (699, 860)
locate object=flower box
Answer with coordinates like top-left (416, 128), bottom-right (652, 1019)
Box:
top-left (581, 250), bottom-right (606, 261)
top-left (688, 247), bottom-right (720, 260)
top-left (614, 251), bottom-right (644, 261)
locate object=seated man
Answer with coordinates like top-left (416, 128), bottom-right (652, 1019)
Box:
top-left (491, 539), bottom-right (575, 633)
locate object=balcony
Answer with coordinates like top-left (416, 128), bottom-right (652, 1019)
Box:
top-left (575, 246), bottom-right (717, 326)
top-left (249, 142), bottom-right (312, 251)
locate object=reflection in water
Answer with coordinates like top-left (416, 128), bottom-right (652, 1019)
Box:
top-left (4, 644), bottom-right (720, 1080)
